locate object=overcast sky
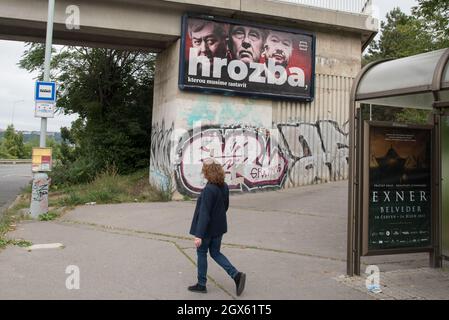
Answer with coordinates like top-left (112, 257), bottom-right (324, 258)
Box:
top-left (0, 0), bottom-right (418, 132)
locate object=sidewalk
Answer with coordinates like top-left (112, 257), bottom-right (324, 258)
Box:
top-left (0, 181), bottom-right (448, 300)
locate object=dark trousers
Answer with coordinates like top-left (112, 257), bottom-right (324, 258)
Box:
top-left (197, 234), bottom-right (238, 286)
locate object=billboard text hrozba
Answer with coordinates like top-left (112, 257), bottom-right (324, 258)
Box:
top-left (179, 16), bottom-right (315, 100)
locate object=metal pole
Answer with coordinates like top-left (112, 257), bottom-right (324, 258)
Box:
top-left (31, 0), bottom-right (54, 219)
top-left (355, 107), bottom-right (363, 276)
top-left (40, 0), bottom-right (55, 148)
top-left (431, 112), bottom-right (442, 268)
top-left (348, 99), bottom-right (357, 276)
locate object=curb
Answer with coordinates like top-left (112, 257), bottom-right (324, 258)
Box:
top-left (8, 194), bottom-right (24, 210)
top-left (1, 194), bottom-right (25, 216)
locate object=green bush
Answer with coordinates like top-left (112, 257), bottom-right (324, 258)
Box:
top-left (50, 158), bottom-right (98, 186)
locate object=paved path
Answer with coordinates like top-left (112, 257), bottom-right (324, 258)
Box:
top-left (0, 164), bottom-right (32, 213)
top-left (0, 181), bottom-right (448, 300)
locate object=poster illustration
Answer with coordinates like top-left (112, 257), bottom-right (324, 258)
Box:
top-left (367, 125), bottom-right (432, 251)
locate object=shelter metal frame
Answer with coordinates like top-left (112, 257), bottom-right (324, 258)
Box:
top-left (347, 48), bottom-right (449, 276)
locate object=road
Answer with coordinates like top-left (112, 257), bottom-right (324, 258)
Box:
top-left (0, 164), bottom-right (32, 212)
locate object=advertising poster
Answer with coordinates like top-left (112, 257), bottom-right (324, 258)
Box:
top-left (32, 147), bottom-right (52, 172)
top-left (179, 15), bottom-right (315, 101)
top-left (366, 124), bottom-right (432, 252)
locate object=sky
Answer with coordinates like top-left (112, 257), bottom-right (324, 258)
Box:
top-left (0, 42), bottom-right (77, 132)
top-left (0, 0), bottom-right (418, 132)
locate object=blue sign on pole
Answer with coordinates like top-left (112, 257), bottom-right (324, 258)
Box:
top-left (35, 81), bottom-right (56, 102)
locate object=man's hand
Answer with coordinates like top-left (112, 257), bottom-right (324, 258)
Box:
top-left (194, 237), bottom-right (202, 248)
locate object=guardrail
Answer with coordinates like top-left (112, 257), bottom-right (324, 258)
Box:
top-left (276, 0), bottom-right (372, 14)
top-left (0, 159), bottom-right (32, 164)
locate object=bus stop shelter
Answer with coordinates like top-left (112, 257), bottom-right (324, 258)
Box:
top-left (347, 48), bottom-right (449, 276)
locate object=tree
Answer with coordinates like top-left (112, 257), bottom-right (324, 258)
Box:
top-left (19, 45), bottom-right (155, 183)
top-left (362, 5), bottom-right (445, 124)
top-left (0, 125), bottom-right (26, 159)
top-left (363, 8), bottom-right (435, 64)
top-left (364, 2), bottom-right (449, 64)
top-left (413, 0), bottom-right (449, 48)
top-left (0, 141), bottom-right (11, 159)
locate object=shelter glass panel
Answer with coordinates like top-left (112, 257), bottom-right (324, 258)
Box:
top-left (358, 93), bottom-right (434, 110)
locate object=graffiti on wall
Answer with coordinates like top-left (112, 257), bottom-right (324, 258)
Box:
top-left (149, 119), bottom-right (349, 196)
top-left (174, 126), bottom-right (289, 196)
top-left (277, 120), bottom-right (349, 185)
top-left (149, 120), bottom-right (174, 191)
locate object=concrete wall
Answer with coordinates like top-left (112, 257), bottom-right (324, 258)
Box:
top-left (273, 30), bottom-right (360, 188)
top-left (150, 27), bottom-right (361, 196)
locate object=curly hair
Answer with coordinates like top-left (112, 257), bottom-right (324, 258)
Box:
top-left (202, 158), bottom-right (225, 186)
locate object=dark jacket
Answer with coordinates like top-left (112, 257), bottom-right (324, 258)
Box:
top-left (189, 182), bottom-right (229, 239)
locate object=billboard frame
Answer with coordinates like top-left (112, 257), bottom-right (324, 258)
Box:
top-left (178, 13), bottom-right (316, 102)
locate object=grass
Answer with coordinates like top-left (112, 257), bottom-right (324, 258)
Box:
top-left (0, 190), bottom-right (33, 249)
top-left (50, 168), bottom-right (172, 208)
top-left (0, 238), bottom-right (32, 248)
top-left (38, 212), bottom-right (59, 221)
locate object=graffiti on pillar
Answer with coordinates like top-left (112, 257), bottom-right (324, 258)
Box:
top-left (30, 175), bottom-right (49, 215)
top-left (317, 120), bottom-right (349, 180)
top-left (277, 120), bottom-right (349, 185)
top-left (149, 120), bottom-right (174, 191)
top-left (149, 119), bottom-right (349, 196)
top-left (174, 126), bottom-right (288, 196)
top-left (32, 179), bottom-right (49, 202)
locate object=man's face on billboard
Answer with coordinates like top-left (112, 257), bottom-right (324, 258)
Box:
top-left (191, 22), bottom-right (226, 63)
top-left (230, 26), bottom-right (264, 64)
top-left (264, 31), bottom-right (293, 67)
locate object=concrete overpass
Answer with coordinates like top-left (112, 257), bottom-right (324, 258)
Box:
top-left (0, 0), bottom-right (378, 196)
top-left (0, 0), bottom-right (377, 52)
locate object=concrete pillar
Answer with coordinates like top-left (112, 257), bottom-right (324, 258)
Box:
top-left (150, 39), bottom-right (285, 197)
top-left (149, 29), bottom-right (363, 197)
top-left (30, 172), bottom-right (49, 218)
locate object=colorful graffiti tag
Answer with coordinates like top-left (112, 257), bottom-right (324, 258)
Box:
top-left (175, 126), bottom-right (288, 195)
top-left (149, 119), bottom-right (349, 196)
top-left (277, 120), bottom-right (349, 185)
top-left (149, 120), bottom-right (174, 191)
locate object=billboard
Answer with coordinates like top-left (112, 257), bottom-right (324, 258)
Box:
top-left (362, 122), bottom-right (433, 255)
top-left (179, 15), bottom-right (315, 101)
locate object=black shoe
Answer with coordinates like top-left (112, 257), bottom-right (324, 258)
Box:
top-left (233, 272), bottom-right (246, 296)
top-left (188, 283), bottom-right (207, 293)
